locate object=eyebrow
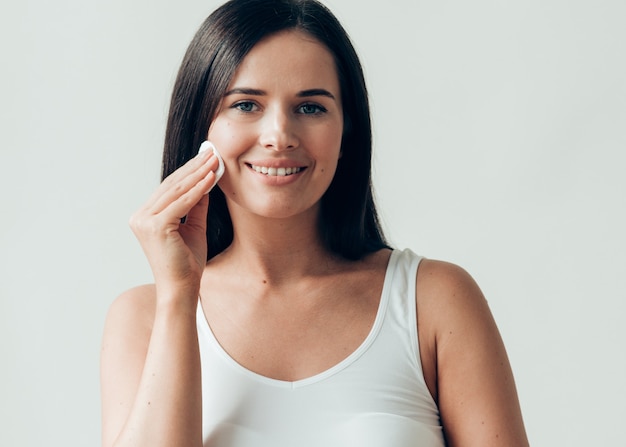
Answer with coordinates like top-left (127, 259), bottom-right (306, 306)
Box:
top-left (224, 88), bottom-right (265, 97)
top-left (298, 89), bottom-right (336, 100)
top-left (223, 87), bottom-right (336, 100)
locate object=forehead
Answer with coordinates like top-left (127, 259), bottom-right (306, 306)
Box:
top-left (229, 30), bottom-right (340, 93)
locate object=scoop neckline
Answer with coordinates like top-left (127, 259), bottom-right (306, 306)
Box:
top-left (197, 249), bottom-right (399, 389)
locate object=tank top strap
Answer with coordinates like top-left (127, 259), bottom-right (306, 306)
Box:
top-left (379, 249), bottom-right (434, 403)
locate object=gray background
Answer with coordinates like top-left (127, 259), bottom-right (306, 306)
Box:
top-left (1, 0), bottom-right (624, 445)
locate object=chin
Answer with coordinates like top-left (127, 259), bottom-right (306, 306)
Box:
top-left (229, 197), bottom-right (321, 222)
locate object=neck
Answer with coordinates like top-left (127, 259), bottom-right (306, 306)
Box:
top-left (216, 204), bottom-right (340, 285)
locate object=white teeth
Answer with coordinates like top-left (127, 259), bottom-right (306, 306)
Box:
top-left (251, 164), bottom-right (302, 176)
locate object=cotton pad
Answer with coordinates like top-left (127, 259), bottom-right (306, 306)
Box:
top-left (198, 140), bottom-right (225, 182)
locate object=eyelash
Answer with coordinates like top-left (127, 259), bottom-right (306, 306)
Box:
top-left (230, 101), bottom-right (327, 115)
top-left (297, 103), bottom-right (327, 115)
top-left (232, 101), bottom-right (258, 113)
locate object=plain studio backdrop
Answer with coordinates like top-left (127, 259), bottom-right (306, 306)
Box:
top-left (1, 0), bottom-right (624, 445)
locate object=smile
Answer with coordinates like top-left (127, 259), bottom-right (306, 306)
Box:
top-left (248, 164), bottom-right (304, 177)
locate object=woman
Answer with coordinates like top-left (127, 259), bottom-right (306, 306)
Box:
top-left (100, 0), bottom-right (529, 446)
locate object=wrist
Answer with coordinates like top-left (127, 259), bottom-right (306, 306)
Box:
top-left (154, 283), bottom-right (200, 317)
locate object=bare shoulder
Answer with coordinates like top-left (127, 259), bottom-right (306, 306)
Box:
top-left (415, 259), bottom-right (492, 356)
top-left (415, 257), bottom-right (503, 375)
top-left (416, 258), bottom-right (484, 302)
top-left (415, 259), bottom-right (489, 331)
top-left (111, 283), bottom-right (157, 309)
top-left (104, 284), bottom-right (157, 335)
top-left (415, 259), bottom-right (529, 446)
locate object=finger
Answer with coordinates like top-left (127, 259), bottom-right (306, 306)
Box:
top-left (180, 178), bottom-right (210, 228)
top-left (152, 151), bottom-right (217, 205)
top-left (159, 169), bottom-right (216, 223)
top-left (148, 152), bottom-right (219, 215)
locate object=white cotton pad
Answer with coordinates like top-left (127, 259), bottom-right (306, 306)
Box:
top-left (198, 140), bottom-right (225, 182)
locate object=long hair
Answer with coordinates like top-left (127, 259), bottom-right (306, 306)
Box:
top-left (162, 0), bottom-right (389, 260)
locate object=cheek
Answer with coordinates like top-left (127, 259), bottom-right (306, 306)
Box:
top-left (312, 131), bottom-right (343, 179)
top-left (317, 123), bottom-right (344, 160)
top-left (208, 119), bottom-right (253, 158)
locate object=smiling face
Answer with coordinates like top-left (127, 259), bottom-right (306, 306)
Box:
top-left (207, 30), bottom-right (344, 222)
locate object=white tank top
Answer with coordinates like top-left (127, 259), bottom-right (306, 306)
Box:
top-left (196, 248), bottom-right (445, 446)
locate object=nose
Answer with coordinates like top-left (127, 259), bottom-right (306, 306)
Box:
top-left (259, 106), bottom-right (299, 151)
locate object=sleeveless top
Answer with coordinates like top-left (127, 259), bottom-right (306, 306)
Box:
top-left (196, 248), bottom-right (445, 446)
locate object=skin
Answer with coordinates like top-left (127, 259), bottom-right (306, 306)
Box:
top-left (100, 30), bottom-right (529, 447)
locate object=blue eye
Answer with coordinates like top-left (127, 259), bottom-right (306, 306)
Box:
top-left (297, 103), bottom-right (326, 115)
top-left (233, 101), bottom-right (257, 112)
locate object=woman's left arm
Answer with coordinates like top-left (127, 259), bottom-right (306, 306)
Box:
top-left (416, 260), bottom-right (530, 447)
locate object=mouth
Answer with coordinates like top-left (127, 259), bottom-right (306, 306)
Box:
top-left (247, 163), bottom-right (306, 177)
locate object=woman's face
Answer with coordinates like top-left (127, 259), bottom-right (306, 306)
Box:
top-left (207, 30), bottom-right (344, 221)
